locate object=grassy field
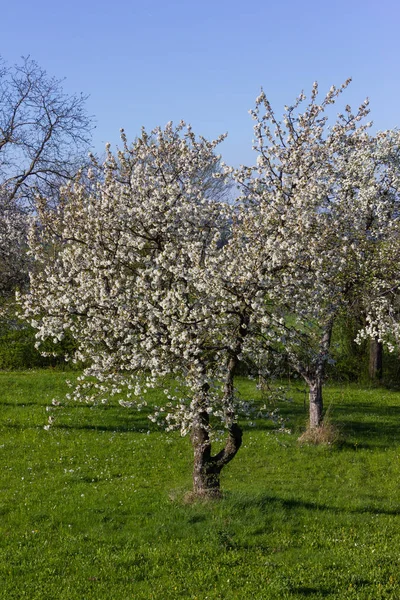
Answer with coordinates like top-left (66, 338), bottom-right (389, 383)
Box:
top-left (1, 371), bottom-right (400, 599)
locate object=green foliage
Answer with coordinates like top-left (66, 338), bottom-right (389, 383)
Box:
top-left (328, 315), bottom-right (369, 382)
top-left (1, 372), bottom-right (400, 598)
top-left (327, 315), bottom-right (400, 386)
top-left (0, 319), bottom-right (79, 370)
top-left (0, 325), bottom-right (51, 369)
top-left (380, 350), bottom-right (400, 388)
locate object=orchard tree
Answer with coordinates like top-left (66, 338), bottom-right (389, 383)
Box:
top-left (353, 129), bottom-right (400, 356)
top-left (334, 128), bottom-right (400, 383)
top-left (19, 122), bottom-right (264, 498)
top-left (232, 80), bottom-right (396, 431)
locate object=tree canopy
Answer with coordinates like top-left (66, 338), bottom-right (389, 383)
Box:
top-left (18, 81), bottom-right (400, 496)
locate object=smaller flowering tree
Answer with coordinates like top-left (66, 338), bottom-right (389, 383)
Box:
top-left (20, 122), bottom-right (263, 497)
top-left (353, 130), bottom-right (400, 353)
top-left (231, 80), bottom-right (398, 431)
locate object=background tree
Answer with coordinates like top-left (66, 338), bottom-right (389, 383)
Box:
top-left (354, 130), bottom-right (400, 357)
top-left (0, 56), bottom-right (93, 368)
top-left (0, 192), bottom-right (27, 292)
top-left (233, 81), bottom-right (400, 431)
top-left (0, 56), bottom-right (93, 207)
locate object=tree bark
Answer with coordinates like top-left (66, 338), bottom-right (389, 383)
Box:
top-left (190, 352), bottom-right (243, 499)
top-left (293, 320), bottom-right (333, 431)
top-left (308, 377), bottom-right (323, 429)
top-left (191, 409), bottom-right (219, 497)
top-left (369, 337), bottom-right (383, 382)
top-left (191, 417), bottom-right (242, 498)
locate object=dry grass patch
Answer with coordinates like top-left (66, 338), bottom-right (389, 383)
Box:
top-left (297, 419), bottom-right (341, 446)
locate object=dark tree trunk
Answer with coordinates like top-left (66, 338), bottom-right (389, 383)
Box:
top-left (190, 352), bottom-right (243, 499)
top-left (369, 337), bottom-right (383, 382)
top-left (191, 409), bottom-right (219, 498)
top-left (191, 417), bottom-right (242, 498)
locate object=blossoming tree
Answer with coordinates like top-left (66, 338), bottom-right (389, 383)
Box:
top-left (20, 122), bottom-right (266, 497)
top-left (20, 81), bottom-right (400, 491)
top-left (233, 80), bottom-right (400, 430)
top-left (352, 130), bottom-right (400, 354)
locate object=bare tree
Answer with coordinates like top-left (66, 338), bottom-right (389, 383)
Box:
top-left (0, 56), bottom-right (93, 207)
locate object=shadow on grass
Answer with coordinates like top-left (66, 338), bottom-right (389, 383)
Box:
top-left (241, 421), bottom-right (277, 432)
top-left (337, 421), bottom-right (400, 446)
top-left (278, 397), bottom-right (400, 448)
top-left (55, 420), bottom-right (159, 434)
top-left (232, 493), bottom-right (400, 517)
top-left (329, 402), bottom-right (400, 447)
top-left (53, 404), bottom-right (160, 433)
top-left (333, 401), bottom-right (400, 417)
top-left (2, 401), bottom-right (161, 434)
top-left (292, 586), bottom-right (331, 597)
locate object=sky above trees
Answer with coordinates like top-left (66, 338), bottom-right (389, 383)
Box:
top-left (1, 0), bottom-right (399, 167)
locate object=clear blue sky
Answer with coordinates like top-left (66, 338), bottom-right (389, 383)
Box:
top-left (2, 0), bottom-right (399, 167)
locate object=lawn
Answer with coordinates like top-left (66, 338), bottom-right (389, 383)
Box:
top-left (1, 371), bottom-right (400, 599)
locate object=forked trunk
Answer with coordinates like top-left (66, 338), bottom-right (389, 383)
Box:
top-left (191, 417), bottom-right (242, 498)
top-left (191, 352), bottom-right (243, 499)
top-left (191, 408), bottom-right (217, 497)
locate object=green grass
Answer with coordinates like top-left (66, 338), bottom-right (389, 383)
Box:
top-left (1, 372), bottom-right (400, 599)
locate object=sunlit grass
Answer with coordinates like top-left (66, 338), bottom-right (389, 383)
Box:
top-left (1, 371), bottom-right (400, 598)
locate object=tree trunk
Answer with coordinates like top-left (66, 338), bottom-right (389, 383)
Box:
top-left (191, 418), bottom-right (242, 498)
top-left (191, 411), bottom-right (220, 498)
top-left (308, 377), bottom-right (323, 429)
top-left (190, 352), bottom-right (243, 499)
top-left (294, 321), bottom-right (333, 430)
top-left (307, 320), bottom-right (333, 429)
top-left (369, 337), bottom-right (383, 382)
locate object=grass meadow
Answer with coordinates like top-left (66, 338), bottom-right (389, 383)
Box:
top-left (1, 371), bottom-right (400, 599)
